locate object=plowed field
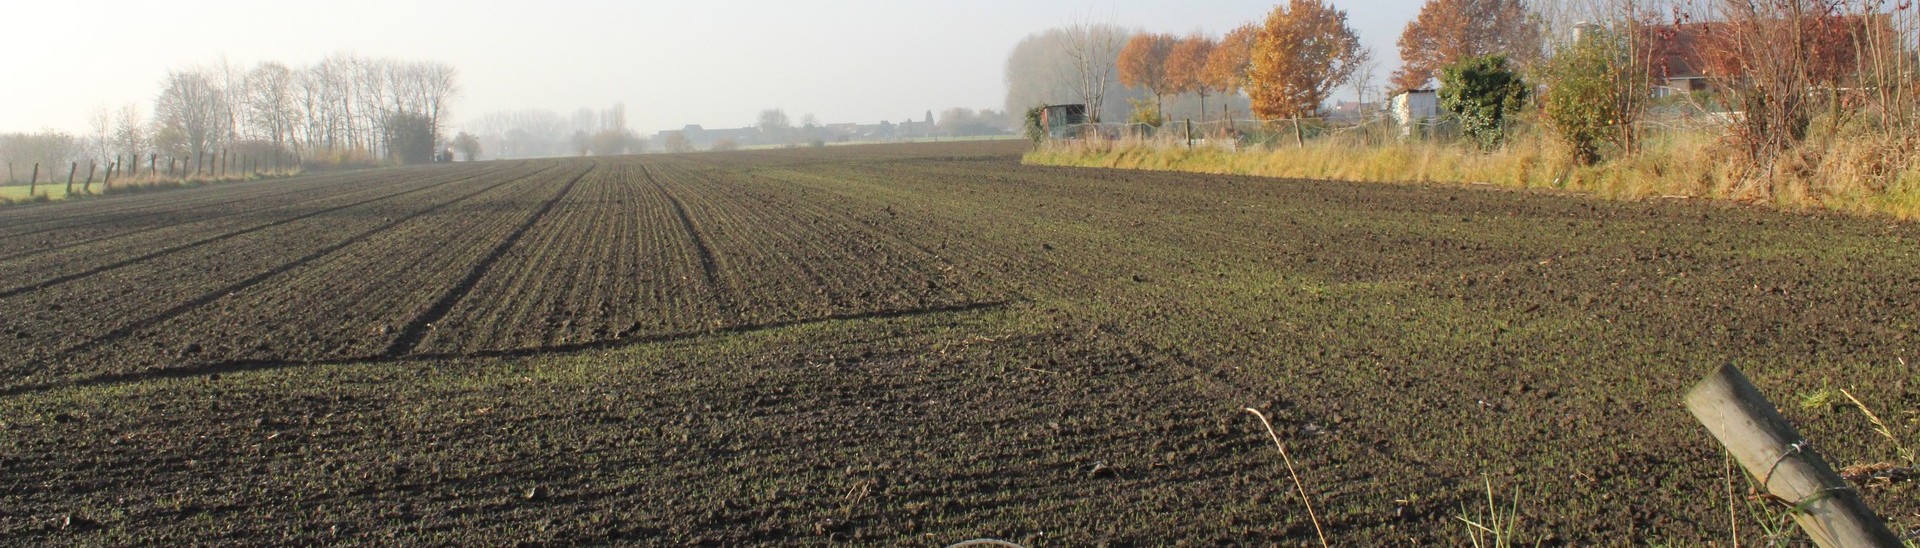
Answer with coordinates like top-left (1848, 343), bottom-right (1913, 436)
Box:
top-left (2, 141), bottom-right (1916, 544)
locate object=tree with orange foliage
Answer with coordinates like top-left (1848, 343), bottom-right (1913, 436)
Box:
top-left (1390, 0), bottom-right (1539, 92)
top-left (1249, 0), bottom-right (1368, 120)
top-left (1166, 34), bottom-right (1218, 122)
top-left (1117, 33), bottom-right (1179, 123)
top-left (1204, 24), bottom-right (1260, 120)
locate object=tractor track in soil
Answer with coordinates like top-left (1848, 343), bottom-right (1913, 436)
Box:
top-left (384, 163), bottom-right (594, 357)
top-left (639, 164), bottom-right (731, 313)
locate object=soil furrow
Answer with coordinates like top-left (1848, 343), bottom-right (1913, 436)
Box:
top-left (0, 166), bottom-right (486, 262)
top-left (0, 167), bottom-right (425, 236)
top-left (0, 166), bottom-right (502, 298)
top-left (2, 163), bottom-right (553, 385)
top-left (385, 163), bottom-right (593, 357)
top-left (3, 141), bottom-right (1918, 545)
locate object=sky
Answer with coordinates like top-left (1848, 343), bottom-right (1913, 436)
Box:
top-left (3, 0), bottom-right (1423, 136)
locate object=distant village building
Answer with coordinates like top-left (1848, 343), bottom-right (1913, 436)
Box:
top-left (1647, 23), bottom-right (1712, 98)
top-left (1326, 100), bottom-right (1376, 123)
top-left (646, 112), bottom-right (1005, 151)
top-left (652, 124), bottom-right (758, 151)
top-left (1635, 15), bottom-right (1892, 99)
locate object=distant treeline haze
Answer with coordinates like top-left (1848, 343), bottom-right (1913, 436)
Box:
top-left (1, 52), bottom-right (458, 183)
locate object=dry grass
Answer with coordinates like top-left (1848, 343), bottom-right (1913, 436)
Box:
top-left (1244, 407), bottom-right (1329, 548)
top-left (1026, 125), bottom-right (1920, 220)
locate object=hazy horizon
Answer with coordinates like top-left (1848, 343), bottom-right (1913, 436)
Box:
top-left (7, 0), bottom-right (1423, 137)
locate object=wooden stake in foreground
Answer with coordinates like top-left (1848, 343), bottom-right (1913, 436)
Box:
top-left (1685, 364), bottom-right (1900, 547)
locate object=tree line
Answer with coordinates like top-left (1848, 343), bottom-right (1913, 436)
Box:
top-left (460, 103), bottom-right (643, 161)
top-left (1042, 0), bottom-right (1518, 126)
top-left (3, 52), bottom-right (459, 184)
top-left (1003, 1), bottom-right (1370, 128)
top-left (1016, 0), bottom-right (1920, 185)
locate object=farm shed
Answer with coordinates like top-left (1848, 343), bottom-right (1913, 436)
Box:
top-left (1388, 89), bottom-right (1439, 138)
top-left (1039, 104), bottom-right (1088, 139)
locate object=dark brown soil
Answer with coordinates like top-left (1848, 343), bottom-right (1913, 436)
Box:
top-left (1, 140), bottom-right (1916, 544)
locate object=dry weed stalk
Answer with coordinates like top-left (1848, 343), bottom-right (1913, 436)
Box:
top-left (1244, 407), bottom-right (1329, 547)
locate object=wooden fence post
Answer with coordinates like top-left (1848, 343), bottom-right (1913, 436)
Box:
top-left (1293, 119), bottom-right (1306, 148)
top-left (85, 162), bottom-right (95, 193)
top-left (1685, 364), bottom-right (1900, 547)
top-left (103, 162), bottom-right (114, 190)
top-left (66, 162), bottom-right (76, 194)
top-left (1185, 118), bottom-right (1193, 149)
top-left (29, 163), bottom-right (38, 195)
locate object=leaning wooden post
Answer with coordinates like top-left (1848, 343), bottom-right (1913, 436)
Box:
top-left (29, 163), bottom-right (38, 195)
top-left (103, 162), bottom-right (114, 190)
top-left (1686, 364), bottom-right (1900, 547)
top-left (84, 162), bottom-right (96, 193)
top-left (148, 154), bottom-right (156, 181)
top-left (1293, 118), bottom-right (1306, 148)
top-left (65, 162), bottom-right (76, 194)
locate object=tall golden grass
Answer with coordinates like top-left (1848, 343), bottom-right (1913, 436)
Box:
top-left (1026, 121), bottom-right (1920, 220)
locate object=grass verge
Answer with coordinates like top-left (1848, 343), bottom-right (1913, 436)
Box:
top-left (1024, 128), bottom-right (1920, 220)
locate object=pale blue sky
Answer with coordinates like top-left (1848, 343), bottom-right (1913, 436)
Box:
top-left (4, 0), bottom-right (1422, 135)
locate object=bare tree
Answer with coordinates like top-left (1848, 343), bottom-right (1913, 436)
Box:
top-left (154, 68), bottom-right (229, 162)
top-left (245, 61), bottom-right (298, 151)
top-left (1058, 20), bottom-right (1128, 123)
top-left (87, 105), bottom-right (113, 163)
top-left (1350, 48), bottom-right (1380, 114)
top-left (409, 61), bottom-right (459, 152)
top-left (213, 55), bottom-right (243, 148)
top-left (129, 52), bottom-right (459, 168)
top-left (113, 103), bottom-right (146, 162)
top-left (355, 55), bottom-right (393, 154)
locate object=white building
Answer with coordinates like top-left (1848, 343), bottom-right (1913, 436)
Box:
top-left (1388, 89), bottom-right (1440, 138)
